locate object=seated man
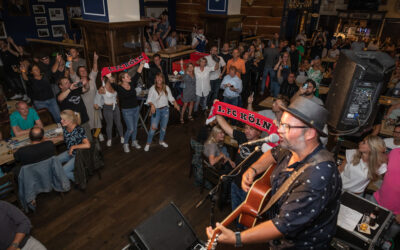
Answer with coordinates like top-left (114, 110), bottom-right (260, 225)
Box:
top-left (221, 66), bottom-right (242, 106)
top-left (14, 127), bottom-right (56, 166)
top-left (0, 200), bottom-right (46, 250)
top-left (214, 108), bottom-right (263, 212)
top-left (384, 124), bottom-right (400, 151)
top-left (292, 79), bottom-right (324, 106)
top-left (10, 101), bottom-right (43, 137)
top-left (279, 72), bottom-right (299, 100)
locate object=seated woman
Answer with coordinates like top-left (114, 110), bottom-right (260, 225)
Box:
top-left (339, 135), bottom-right (387, 195)
top-left (57, 110), bottom-right (91, 181)
top-left (203, 125), bottom-right (235, 168)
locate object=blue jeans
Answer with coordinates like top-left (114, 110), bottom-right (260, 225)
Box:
top-left (195, 94), bottom-right (208, 112)
top-left (208, 79), bottom-right (222, 105)
top-left (121, 106), bottom-right (140, 144)
top-left (33, 98), bottom-right (61, 123)
top-left (231, 182), bottom-right (247, 229)
top-left (147, 107), bottom-right (169, 144)
top-left (223, 96), bottom-right (240, 107)
top-left (57, 151), bottom-right (75, 181)
top-left (261, 67), bottom-right (278, 96)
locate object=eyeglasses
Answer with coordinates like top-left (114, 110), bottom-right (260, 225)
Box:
top-left (278, 123), bottom-right (308, 132)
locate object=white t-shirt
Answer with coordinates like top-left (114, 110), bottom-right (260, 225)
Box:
top-left (258, 109), bottom-right (276, 122)
top-left (341, 149), bottom-right (387, 193)
top-left (194, 66), bottom-right (214, 96)
top-left (384, 138), bottom-right (400, 151)
top-left (205, 55), bottom-right (226, 80)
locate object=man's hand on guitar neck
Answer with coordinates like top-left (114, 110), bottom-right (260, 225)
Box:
top-left (206, 223), bottom-right (236, 245)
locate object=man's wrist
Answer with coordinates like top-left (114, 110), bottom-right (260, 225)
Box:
top-left (235, 232), bottom-right (243, 247)
top-left (10, 242), bottom-right (20, 248)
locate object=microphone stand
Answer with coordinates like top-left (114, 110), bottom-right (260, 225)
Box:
top-left (195, 146), bottom-right (262, 227)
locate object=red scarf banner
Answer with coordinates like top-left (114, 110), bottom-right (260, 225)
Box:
top-left (101, 52), bottom-right (149, 79)
top-left (207, 101), bottom-right (279, 147)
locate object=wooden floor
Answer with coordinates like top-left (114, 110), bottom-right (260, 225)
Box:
top-left (27, 114), bottom-right (265, 250)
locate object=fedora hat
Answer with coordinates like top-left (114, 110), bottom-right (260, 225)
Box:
top-left (279, 96), bottom-right (328, 137)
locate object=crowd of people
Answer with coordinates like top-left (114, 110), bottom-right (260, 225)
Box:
top-left (1, 19), bottom-right (400, 249)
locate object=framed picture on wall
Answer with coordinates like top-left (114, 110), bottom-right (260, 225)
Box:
top-left (144, 7), bottom-right (167, 19)
top-left (32, 5), bottom-right (45, 14)
top-left (51, 24), bottom-right (66, 37)
top-left (0, 22), bottom-right (7, 39)
top-left (67, 6), bottom-right (82, 30)
top-left (35, 17), bottom-right (47, 26)
top-left (37, 28), bottom-right (50, 38)
top-left (8, 0), bottom-right (30, 16)
top-left (49, 8), bottom-right (64, 21)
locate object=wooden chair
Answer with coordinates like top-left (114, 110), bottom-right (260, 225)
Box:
top-left (0, 172), bottom-right (22, 208)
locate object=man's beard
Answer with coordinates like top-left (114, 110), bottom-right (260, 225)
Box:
top-left (301, 91), bottom-right (313, 97)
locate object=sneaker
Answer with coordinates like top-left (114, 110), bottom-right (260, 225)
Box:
top-left (98, 133), bottom-right (105, 142)
top-left (106, 139), bottom-right (112, 147)
top-left (10, 94), bottom-right (22, 100)
top-left (159, 141), bottom-right (168, 148)
top-left (131, 140), bottom-right (141, 149)
top-left (22, 94), bottom-right (29, 101)
top-left (120, 137), bottom-right (124, 144)
top-left (144, 144), bottom-right (150, 152)
top-left (123, 144), bottom-right (130, 153)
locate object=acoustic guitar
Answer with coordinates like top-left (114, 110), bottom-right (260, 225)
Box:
top-left (205, 164), bottom-right (276, 250)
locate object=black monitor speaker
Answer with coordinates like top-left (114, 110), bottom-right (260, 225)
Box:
top-left (129, 202), bottom-right (200, 250)
top-left (326, 50), bottom-right (395, 134)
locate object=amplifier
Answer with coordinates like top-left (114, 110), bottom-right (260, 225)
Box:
top-left (129, 202), bottom-right (202, 250)
top-left (332, 192), bottom-right (394, 250)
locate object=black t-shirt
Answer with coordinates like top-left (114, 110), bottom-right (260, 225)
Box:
top-left (219, 53), bottom-right (232, 69)
top-left (233, 129), bottom-right (263, 187)
top-left (57, 88), bottom-right (89, 124)
top-left (39, 59), bottom-right (55, 81)
top-left (27, 76), bottom-right (55, 101)
top-left (14, 141), bottom-right (56, 165)
top-left (280, 80), bottom-right (299, 99)
top-left (111, 73), bottom-right (140, 109)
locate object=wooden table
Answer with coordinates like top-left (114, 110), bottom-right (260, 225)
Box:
top-left (147, 45), bottom-right (195, 74)
top-left (379, 95), bottom-right (400, 106)
top-left (319, 86), bottom-right (330, 95)
top-left (321, 57), bottom-right (337, 63)
top-left (0, 124), bottom-right (63, 166)
top-left (258, 97), bottom-right (274, 109)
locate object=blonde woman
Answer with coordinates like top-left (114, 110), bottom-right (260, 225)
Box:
top-left (273, 51), bottom-right (291, 97)
top-left (57, 110), bottom-right (91, 181)
top-left (339, 135), bottom-right (387, 195)
top-left (203, 125), bottom-right (235, 168)
top-left (180, 62), bottom-right (196, 123)
top-left (144, 72), bottom-right (179, 151)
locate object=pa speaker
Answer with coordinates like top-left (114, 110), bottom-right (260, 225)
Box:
top-left (326, 50), bottom-right (395, 134)
top-left (129, 202), bottom-right (200, 250)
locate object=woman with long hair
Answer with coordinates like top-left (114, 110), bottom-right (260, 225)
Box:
top-left (96, 75), bottom-right (124, 147)
top-left (20, 63), bottom-right (61, 123)
top-left (57, 110), bottom-right (91, 181)
top-left (273, 51), bottom-right (291, 97)
top-left (144, 72), bottom-right (179, 151)
top-left (109, 61), bottom-right (145, 153)
top-left (180, 62), bottom-right (196, 123)
top-left (339, 135), bottom-right (387, 195)
top-left (203, 125), bottom-right (235, 168)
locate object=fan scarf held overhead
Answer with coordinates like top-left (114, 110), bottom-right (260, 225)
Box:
top-left (101, 52), bottom-right (150, 79)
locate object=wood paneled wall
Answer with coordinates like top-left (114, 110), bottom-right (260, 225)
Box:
top-left (241, 0), bottom-right (284, 38)
top-left (176, 0), bottom-right (206, 31)
top-left (175, 0), bottom-right (285, 38)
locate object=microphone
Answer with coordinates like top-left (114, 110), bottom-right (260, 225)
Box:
top-left (239, 134), bottom-right (280, 147)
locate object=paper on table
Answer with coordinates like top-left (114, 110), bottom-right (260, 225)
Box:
top-left (337, 204), bottom-right (363, 232)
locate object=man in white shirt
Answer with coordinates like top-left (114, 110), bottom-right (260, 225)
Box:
top-left (206, 46), bottom-right (226, 106)
top-left (384, 124), bottom-right (400, 151)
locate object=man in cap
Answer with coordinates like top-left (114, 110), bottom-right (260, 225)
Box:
top-left (206, 96), bottom-right (341, 249)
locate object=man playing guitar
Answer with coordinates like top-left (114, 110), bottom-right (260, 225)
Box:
top-left (206, 96), bottom-right (342, 249)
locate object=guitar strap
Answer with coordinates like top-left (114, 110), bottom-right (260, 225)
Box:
top-left (259, 148), bottom-right (334, 216)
